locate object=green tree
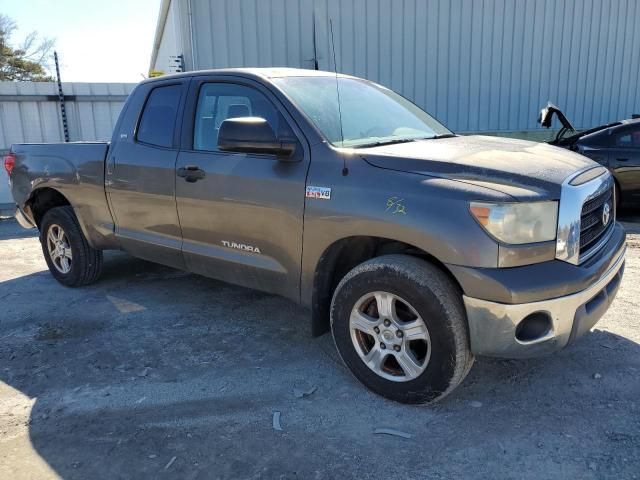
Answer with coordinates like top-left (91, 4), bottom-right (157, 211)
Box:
top-left (0, 14), bottom-right (54, 81)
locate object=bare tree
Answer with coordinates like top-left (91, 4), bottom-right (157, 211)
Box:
top-left (0, 14), bottom-right (55, 81)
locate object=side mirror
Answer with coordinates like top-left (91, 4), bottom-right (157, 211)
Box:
top-left (218, 117), bottom-right (297, 158)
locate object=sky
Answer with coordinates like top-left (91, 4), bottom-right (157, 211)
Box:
top-left (1, 0), bottom-right (160, 83)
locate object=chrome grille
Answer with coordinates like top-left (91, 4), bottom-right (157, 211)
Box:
top-left (556, 167), bottom-right (613, 265)
top-left (579, 186), bottom-right (614, 256)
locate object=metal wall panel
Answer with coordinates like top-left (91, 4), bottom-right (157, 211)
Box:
top-left (188, 0), bottom-right (318, 70)
top-left (154, 0), bottom-right (185, 74)
top-left (0, 81), bottom-right (135, 205)
top-left (168, 0), bottom-right (640, 133)
top-left (0, 81), bottom-right (135, 149)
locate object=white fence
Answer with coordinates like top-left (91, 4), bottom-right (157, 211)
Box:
top-left (0, 81), bottom-right (135, 209)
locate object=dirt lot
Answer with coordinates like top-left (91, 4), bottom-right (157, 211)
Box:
top-left (1, 214), bottom-right (639, 479)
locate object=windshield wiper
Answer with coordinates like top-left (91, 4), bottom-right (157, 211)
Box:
top-left (430, 133), bottom-right (457, 139)
top-left (355, 133), bottom-right (456, 148)
top-left (356, 138), bottom-right (421, 148)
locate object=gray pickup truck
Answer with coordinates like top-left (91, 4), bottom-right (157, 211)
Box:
top-left (5, 68), bottom-right (626, 404)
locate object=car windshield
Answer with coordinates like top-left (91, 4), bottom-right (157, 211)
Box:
top-left (272, 76), bottom-right (452, 147)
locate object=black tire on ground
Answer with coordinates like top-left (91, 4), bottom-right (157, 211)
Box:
top-left (39, 206), bottom-right (103, 287)
top-left (330, 254), bottom-right (473, 404)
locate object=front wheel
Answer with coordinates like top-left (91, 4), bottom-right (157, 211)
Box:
top-left (330, 255), bottom-right (473, 404)
top-left (40, 206), bottom-right (103, 287)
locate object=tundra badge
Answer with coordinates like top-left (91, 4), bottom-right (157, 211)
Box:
top-left (221, 240), bottom-right (262, 254)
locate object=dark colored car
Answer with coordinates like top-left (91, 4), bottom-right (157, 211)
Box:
top-left (539, 102), bottom-right (640, 207)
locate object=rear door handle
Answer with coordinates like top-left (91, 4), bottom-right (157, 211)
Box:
top-left (177, 165), bottom-right (206, 182)
top-left (616, 158), bottom-right (629, 162)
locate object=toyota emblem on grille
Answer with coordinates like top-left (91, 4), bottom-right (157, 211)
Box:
top-left (602, 202), bottom-right (611, 227)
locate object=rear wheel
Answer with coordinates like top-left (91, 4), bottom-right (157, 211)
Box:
top-left (330, 254), bottom-right (473, 404)
top-left (40, 206), bottom-right (103, 287)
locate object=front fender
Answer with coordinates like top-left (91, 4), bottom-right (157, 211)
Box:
top-left (300, 153), bottom-right (510, 308)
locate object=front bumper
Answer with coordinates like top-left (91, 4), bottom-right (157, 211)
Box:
top-left (463, 243), bottom-right (626, 358)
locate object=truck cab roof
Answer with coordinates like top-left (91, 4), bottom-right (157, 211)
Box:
top-left (141, 67), bottom-right (354, 85)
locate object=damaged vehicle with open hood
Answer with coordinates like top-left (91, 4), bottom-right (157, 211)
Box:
top-left (5, 69), bottom-right (626, 404)
top-left (539, 102), bottom-right (640, 207)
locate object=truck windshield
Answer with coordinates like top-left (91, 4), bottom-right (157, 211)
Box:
top-left (272, 76), bottom-right (452, 148)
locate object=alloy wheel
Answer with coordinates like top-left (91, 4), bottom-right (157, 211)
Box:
top-left (46, 224), bottom-right (73, 274)
top-left (349, 291), bottom-right (431, 382)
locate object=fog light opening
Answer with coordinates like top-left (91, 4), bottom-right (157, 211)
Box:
top-left (515, 312), bottom-right (552, 343)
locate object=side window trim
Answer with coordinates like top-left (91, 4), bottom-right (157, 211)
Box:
top-left (134, 81), bottom-right (186, 150)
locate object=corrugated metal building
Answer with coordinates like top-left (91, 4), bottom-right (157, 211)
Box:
top-left (150, 0), bottom-right (640, 135)
top-left (0, 81), bottom-right (135, 208)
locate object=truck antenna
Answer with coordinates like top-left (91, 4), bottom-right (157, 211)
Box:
top-left (329, 19), bottom-right (348, 176)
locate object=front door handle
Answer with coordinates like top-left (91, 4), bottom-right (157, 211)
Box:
top-left (177, 165), bottom-right (206, 182)
top-left (616, 158), bottom-right (629, 162)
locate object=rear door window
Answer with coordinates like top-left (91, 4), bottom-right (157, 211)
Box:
top-left (137, 84), bottom-right (182, 148)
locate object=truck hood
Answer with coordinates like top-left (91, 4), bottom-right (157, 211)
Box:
top-left (359, 135), bottom-right (595, 200)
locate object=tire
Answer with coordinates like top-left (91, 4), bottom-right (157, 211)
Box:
top-left (39, 206), bottom-right (103, 287)
top-left (330, 254), bottom-right (473, 404)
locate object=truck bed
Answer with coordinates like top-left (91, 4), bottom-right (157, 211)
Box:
top-left (9, 141), bottom-right (115, 248)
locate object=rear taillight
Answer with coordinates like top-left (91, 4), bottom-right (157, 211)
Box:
top-left (4, 153), bottom-right (16, 175)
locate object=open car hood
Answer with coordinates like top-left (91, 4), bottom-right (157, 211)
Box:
top-left (537, 101), bottom-right (622, 146)
top-left (538, 102), bottom-right (575, 131)
top-left (538, 102), bottom-right (577, 145)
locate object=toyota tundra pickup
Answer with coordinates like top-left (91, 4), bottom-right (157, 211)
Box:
top-left (5, 68), bottom-right (626, 404)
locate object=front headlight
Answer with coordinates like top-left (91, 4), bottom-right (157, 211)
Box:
top-left (469, 201), bottom-right (558, 244)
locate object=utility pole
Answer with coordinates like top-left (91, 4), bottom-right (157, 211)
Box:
top-left (54, 51), bottom-right (70, 142)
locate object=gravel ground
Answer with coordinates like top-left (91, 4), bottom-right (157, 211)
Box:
top-left (0, 214), bottom-right (639, 479)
